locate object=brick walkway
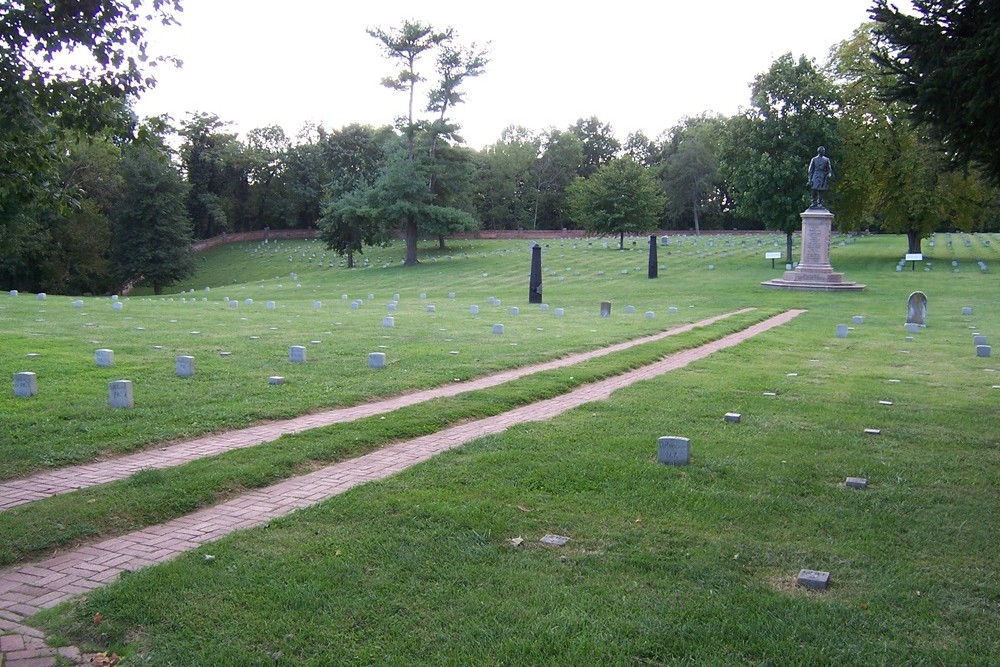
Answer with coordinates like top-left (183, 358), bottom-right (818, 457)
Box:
top-left (0, 309), bottom-right (756, 511)
top-left (0, 309), bottom-right (804, 666)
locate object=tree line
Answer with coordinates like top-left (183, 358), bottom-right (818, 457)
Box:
top-left (2, 3), bottom-right (998, 295)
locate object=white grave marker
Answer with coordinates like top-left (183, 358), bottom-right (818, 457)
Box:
top-left (13, 372), bottom-right (37, 398)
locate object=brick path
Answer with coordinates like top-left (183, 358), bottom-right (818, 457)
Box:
top-left (0, 309), bottom-right (804, 666)
top-left (0, 309), bottom-right (756, 511)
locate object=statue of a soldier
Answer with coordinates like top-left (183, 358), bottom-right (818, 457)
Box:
top-left (808, 146), bottom-right (833, 208)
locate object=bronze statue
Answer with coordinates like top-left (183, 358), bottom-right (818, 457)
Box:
top-left (808, 146), bottom-right (833, 208)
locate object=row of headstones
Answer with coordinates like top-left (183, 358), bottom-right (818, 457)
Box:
top-left (963, 306), bottom-right (993, 358)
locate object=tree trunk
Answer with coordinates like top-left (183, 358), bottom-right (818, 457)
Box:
top-left (691, 191), bottom-right (701, 236)
top-left (907, 231), bottom-right (922, 254)
top-left (619, 231), bottom-right (625, 250)
top-left (404, 217), bottom-right (419, 265)
top-left (153, 283), bottom-right (163, 296)
top-left (786, 231), bottom-right (794, 265)
top-left (438, 235), bottom-right (447, 250)
top-left (347, 251), bottom-right (354, 269)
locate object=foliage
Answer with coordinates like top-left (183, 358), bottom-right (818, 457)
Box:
top-left (660, 115), bottom-right (729, 234)
top-left (871, 0), bottom-right (1000, 185)
top-left (0, 0), bottom-right (181, 251)
top-left (831, 24), bottom-right (997, 253)
top-left (570, 116), bottom-right (622, 177)
top-left (566, 157), bottom-right (666, 247)
top-left (179, 113), bottom-right (247, 238)
top-left (720, 53), bottom-right (840, 258)
top-left (111, 136), bottom-right (194, 294)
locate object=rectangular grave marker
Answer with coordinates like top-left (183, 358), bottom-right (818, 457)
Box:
top-left (175, 355), bottom-right (195, 377)
top-left (95, 349), bottom-right (114, 367)
top-left (797, 569), bottom-right (830, 590)
top-left (657, 436), bottom-right (690, 465)
top-left (13, 372), bottom-right (37, 397)
top-left (108, 380), bottom-right (133, 408)
top-left (289, 345), bottom-right (306, 363)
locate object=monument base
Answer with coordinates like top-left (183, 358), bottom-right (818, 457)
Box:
top-left (761, 207), bottom-right (865, 292)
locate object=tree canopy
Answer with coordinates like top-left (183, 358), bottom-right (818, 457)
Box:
top-left (871, 0), bottom-right (1000, 184)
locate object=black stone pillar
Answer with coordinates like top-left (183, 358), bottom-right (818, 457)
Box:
top-left (648, 234), bottom-right (658, 279)
top-left (529, 244), bottom-right (542, 303)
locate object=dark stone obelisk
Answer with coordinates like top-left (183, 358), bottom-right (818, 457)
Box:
top-left (648, 234), bottom-right (658, 279)
top-left (528, 244), bottom-right (542, 303)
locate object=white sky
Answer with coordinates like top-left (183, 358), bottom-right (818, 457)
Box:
top-left (133, 0), bottom-right (878, 149)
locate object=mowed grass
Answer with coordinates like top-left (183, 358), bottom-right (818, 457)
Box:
top-left (7, 230), bottom-right (1000, 664)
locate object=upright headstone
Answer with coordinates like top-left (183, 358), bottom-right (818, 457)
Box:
top-left (836, 324), bottom-right (849, 338)
top-left (112, 301), bottom-right (123, 311)
top-left (962, 306), bottom-right (973, 316)
top-left (426, 305), bottom-right (436, 313)
top-left (508, 306), bottom-right (519, 316)
top-left (973, 335), bottom-right (987, 346)
top-left (470, 305), bottom-right (479, 315)
top-left (13, 372), bottom-right (37, 398)
top-left (36, 292), bottom-right (46, 300)
top-left (9, 290), bottom-right (17, 297)
top-left (73, 300), bottom-right (84, 308)
top-left (266, 301), bottom-right (276, 310)
top-left (108, 380), bottom-right (134, 408)
top-left (175, 355), bottom-right (195, 377)
top-left (528, 244), bottom-right (543, 304)
top-left (624, 305), bottom-right (635, 314)
top-left (657, 436), bottom-right (690, 465)
top-left (313, 300), bottom-right (322, 309)
top-left (554, 308), bottom-right (565, 317)
top-left (368, 352), bottom-right (386, 368)
top-left (289, 345), bottom-right (306, 363)
top-left (645, 311), bottom-right (655, 320)
top-left (540, 304), bottom-right (549, 312)
top-left (648, 234), bottom-right (658, 279)
top-left (383, 316), bottom-right (395, 328)
top-left (95, 349), bottom-right (115, 367)
top-left (492, 323), bottom-right (505, 335)
top-left (600, 301), bottom-right (611, 318)
top-left (906, 291), bottom-right (928, 327)
top-left (977, 345), bottom-right (992, 358)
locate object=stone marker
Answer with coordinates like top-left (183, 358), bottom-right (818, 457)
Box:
top-left (836, 324), bottom-right (849, 338)
top-left (864, 428), bottom-right (881, 435)
top-left (906, 291), bottom-right (927, 326)
top-left (962, 306), bottom-right (973, 315)
top-left (228, 301), bottom-right (238, 308)
top-left (350, 302), bottom-right (360, 310)
top-left (95, 349), bottom-right (114, 367)
top-left (973, 335), bottom-right (987, 346)
top-left (289, 345), bottom-right (306, 363)
top-left (368, 352), bottom-right (386, 368)
top-left (540, 304), bottom-right (549, 312)
top-left (977, 345), bottom-right (992, 358)
top-left (797, 569), bottom-right (830, 590)
top-left (244, 298), bottom-right (254, 305)
top-left (845, 477), bottom-right (868, 489)
top-left (73, 299), bottom-right (84, 308)
top-left (419, 292), bottom-right (427, 299)
top-left (313, 300), bottom-right (322, 309)
top-left (175, 355), bottom-right (195, 377)
top-left (554, 308), bottom-right (565, 317)
top-left (470, 305), bottom-right (479, 315)
top-left (266, 301), bottom-right (276, 310)
top-left (509, 306), bottom-right (519, 316)
top-left (112, 301), bottom-right (123, 311)
top-left (13, 372), bottom-right (37, 398)
top-left (540, 534), bottom-right (570, 546)
top-left (905, 336), bottom-right (914, 342)
top-left (600, 301), bottom-right (611, 318)
top-left (449, 292), bottom-right (456, 299)
top-left (645, 311), bottom-right (655, 320)
top-left (878, 400), bottom-right (893, 406)
top-left (37, 292), bottom-right (46, 300)
top-left (268, 376), bottom-right (285, 385)
top-left (853, 315), bottom-right (864, 324)
top-left (9, 289), bottom-right (17, 297)
top-left (904, 322), bottom-right (920, 334)
top-left (657, 436), bottom-right (690, 465)
top-left (724, 413), bottom-right (741, 423)
top-left (492, 323), bottom-right (505, 335)
top-left (383, 316), bottom-right (395, 328)
top-left (668, 306), bottom-right (678, 314)
top-left (219, 352), bottom-right (231, 357)
top-left (624, 305), bottom-right (635, 314)
top-left (108, 380), bottom-right (133, 408)
top-left (426, 305), bottom-right (436, 313)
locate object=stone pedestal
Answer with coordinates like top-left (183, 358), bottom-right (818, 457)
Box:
top-left (761, 208), bottom-right (865, 291)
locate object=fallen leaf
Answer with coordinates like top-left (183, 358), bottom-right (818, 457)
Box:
top-left (92, 612), bottom-right (103, 625)
top-left (634, 517), bottom-right (642, 523)
top-left (91, 653), bottom-right (121, 666)
top-left (335, 549), bottom-right (342, 556)
top-left (87, 498), bottom-right (97, 504)
top-left (516, 505), bottom-right (533, 513)
top-left (508, 537), bottom-right (524, 547)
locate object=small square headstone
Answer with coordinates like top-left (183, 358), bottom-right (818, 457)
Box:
top-left (973, 335), bottom-right (987, 346)
top-left (554, 308), bottom-right (565, 317)
top-left (448, 292), bottom-right (456, 299)
top-left (853, 315), bottom-right (864, 324)
top-left (368, 352), bottom-right (386, 368)
top-left (624, 305), bottom-right (635, 314)
top-left (836, 324), bottom-right (848, 338)
top-left (657, 436), bottom-right (690, 465)
top-left (108, 380), bottom-right (134, 408)
top-left (976, 345), bottom-right (992, 358)
top-left (383, 316), bottom-right (395, 328)
top-left (492, 323), bottom-right (505, 335)
top-left (244, 298), bottom-right (254, 306)
top-left (845, 477), bottom-right (868, 489)
top-left (95, 349), bottom-right (114, 367)
top-left (175, 355), bottom-right (195, 377)
top-left (13, 372), bottom-right (37, 398)
top-left (470, 305), bottom-right (479, 315)
top-left (668, 306), bottom-right (678, 314)
top-left (645, 311), bottom-right (655, 320)
top-left (540, 304), bottom-right (549, 312)
top-left (962, 306), bottom-right (973, 315)
top-left (797, 569), bottom-right (830, 590)
top-left (112, 301), bottom-right (123, 311)
top-left (904, 322), bottom-right (920, 334)
top-left (724, 413), bottom-right (741, 423)
top-left (268, 376), bottom-right (285, 385)
top-left (289, 345), bottom-right (307, 363)
top-left (508, 306), bottom-right (519, 316)
top-left (313, 300), bottom-right (322, 309)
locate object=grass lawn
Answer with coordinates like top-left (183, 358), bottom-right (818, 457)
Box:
top-left (4, 230), bottom-right (999, 665)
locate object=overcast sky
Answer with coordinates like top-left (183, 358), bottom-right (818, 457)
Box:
top-left (133, 0), bottom-right (879, 149)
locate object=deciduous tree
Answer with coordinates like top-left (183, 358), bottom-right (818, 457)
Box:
top-left (566, 157), bottom-right (666, 249)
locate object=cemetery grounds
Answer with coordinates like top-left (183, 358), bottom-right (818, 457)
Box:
top-left (1, 232), bottom-right (997, 665)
